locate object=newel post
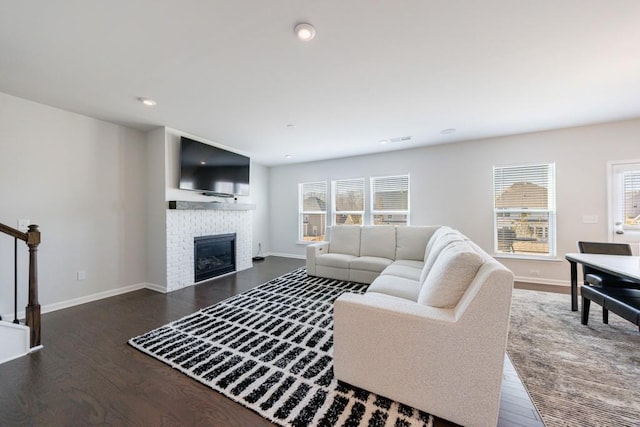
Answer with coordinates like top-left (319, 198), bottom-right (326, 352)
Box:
top-left (26, 224), bottom-right (41, 347)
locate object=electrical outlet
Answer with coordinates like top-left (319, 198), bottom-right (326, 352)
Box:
top-left (529, 269), bottom-right (540, 277)
top-left (77, 270), bottom-right (86, 281)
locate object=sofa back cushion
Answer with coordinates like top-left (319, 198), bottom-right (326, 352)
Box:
top-left (360, 226), bottom-right (396, 259)
top-left (424, 225), bottom-right (456, 259)
top-left (395, 226), bottom-right (441, 261)
top-left (329, 226), bottom-right (362, 256)
top-left (418, 241), bottom-right (484, 308)
top-left (419, 231), bottom-right (464, 283)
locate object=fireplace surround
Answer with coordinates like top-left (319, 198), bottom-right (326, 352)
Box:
top-left (165, 207), bottom-right (253, 292)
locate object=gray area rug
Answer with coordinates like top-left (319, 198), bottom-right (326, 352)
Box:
top-left (129, 269), bottom-right (433, 427)
top-left (508, 289), bottom-right (640, 427)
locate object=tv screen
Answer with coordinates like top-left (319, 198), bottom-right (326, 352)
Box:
top-left (179, 137), bottom-right (250, 197)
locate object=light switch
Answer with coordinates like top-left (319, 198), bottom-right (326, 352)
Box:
top-left (17, 219), bottom-right (30, 231)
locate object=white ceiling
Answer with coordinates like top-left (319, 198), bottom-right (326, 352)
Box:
top-left (1, 1), bottom-right (639, 166)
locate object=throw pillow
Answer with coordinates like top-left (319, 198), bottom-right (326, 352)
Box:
top-left (418, 242), bottom-right (484, 308)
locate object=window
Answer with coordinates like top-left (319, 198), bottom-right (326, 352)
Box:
top-left (332, 178), bottom-right (365, 225)
top-left (493, 163), bottom-right (555, 257)
top-left (609, 161), bottom-right (640, 244)
top-left (621, 170), bottom-right (640, 228)
top-left (299, 181), bottom-right (327, 241)
top-left (371, 174), bottom-right (410, 225)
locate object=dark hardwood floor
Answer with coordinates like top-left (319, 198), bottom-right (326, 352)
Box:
top-left (0, 257), bottom-right (543, 426)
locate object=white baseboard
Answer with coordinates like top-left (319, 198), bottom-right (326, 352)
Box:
top-left (41, 282), bottom-right (150, 315)
top-left (1, 282), bottom-right (163, 320)
top-left (144, 282), bottom-right (167, 294)
top-left (265, 252), bottom-right (306, 260)
top-left (514, 275), bottom-right (569, 287)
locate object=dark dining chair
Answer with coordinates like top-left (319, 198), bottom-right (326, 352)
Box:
top-left (577, 241), bottom-right (639, 324)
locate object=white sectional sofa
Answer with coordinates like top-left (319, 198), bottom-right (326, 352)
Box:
top-left (306, 225), bottom-right (441, 287)
top-left (306, 225), bottom-right (514, 427)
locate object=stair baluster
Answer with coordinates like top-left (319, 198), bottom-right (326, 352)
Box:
top-left (14, 237), bottom-right (19, 324)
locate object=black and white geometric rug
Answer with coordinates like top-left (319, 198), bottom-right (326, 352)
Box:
top-left (129, 268), bottom-right (433, 427)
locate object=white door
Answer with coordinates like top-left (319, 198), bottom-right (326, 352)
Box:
top-left (608, 160), bottom-right (640, 254)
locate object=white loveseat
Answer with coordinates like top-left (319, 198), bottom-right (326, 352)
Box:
top-left (306, 225), bottom-right (514, 427)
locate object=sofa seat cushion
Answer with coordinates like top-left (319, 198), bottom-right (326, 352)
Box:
top-left (390, 259), bottom-right (424, 269)
top-left (316, 253), bottom-right (358, 269)
top-left (418, 242), bottom-right (484, 308)
top-left (380, 263), bottom-right (423, 281)
top-left (360, 226), bottom-right (396, 259)
top-left (367, 275), bottom-right (421, 301)
top-left (350, 256), bottom-right (393, 273)
top-left (329, 226), bottom-right (362, 256)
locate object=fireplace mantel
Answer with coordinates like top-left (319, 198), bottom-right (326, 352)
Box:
top-left (168, 200), bottom-right (256, 211)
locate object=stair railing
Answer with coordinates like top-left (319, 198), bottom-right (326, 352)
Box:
top-left (0, 223), bottom-right (41, 348)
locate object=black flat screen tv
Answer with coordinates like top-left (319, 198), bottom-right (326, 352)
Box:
top-left (179, 137), bottom-right (250, 197)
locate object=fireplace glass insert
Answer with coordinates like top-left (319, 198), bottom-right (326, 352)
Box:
top-left (194, 233), bottom-right (236, 282)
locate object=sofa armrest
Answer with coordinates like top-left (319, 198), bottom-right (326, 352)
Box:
top-left (333, 276), bottom-right (512, 427)
top-left (306, 242), bottom-right (329, 276)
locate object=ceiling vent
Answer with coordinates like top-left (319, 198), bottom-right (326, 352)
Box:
top-left (389, 136), bottom-right (413, 143)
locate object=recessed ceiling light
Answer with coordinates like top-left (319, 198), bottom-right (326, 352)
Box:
top-left (137, 97), bottom-right (157, 107)
top-left (440, 128), bottom-right (456, 135)
top-left (286, 124), bottom-right (296, 129)
top-left (379, 140), bottom-right (389, 145)
top-left (294, 23), bottom-right (316, 41)
top-left (285, 154), bottom-right (293, 159)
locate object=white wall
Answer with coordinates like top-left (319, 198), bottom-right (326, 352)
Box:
top-left (250, 163), bottom-right (271, 257)
top-left (145, 127), bottom-right (167, 289)
top-left (0, 92), bottom-right (148, 317)
top-left (162, 127), bottom-right (269, 260)
top-left (269, 118), bottom-right (640, 284)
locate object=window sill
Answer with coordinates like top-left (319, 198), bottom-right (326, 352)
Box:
top-left (493, 254), bottom-right (563, 262)
top-left (296, 240), bottom-right (325, 245)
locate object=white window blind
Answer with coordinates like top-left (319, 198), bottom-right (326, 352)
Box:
top-left (333, 178), bottom-right (364, 225)
top-left (371, 174), bottom-right (410, 225)
top-left (299, 181), bottom-right (327, 241)
top-left (623, 171), bottom-right (640, 227)
top-left (493, 163), bottom-right (555, 256)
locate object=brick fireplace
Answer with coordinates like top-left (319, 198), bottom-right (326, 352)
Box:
top-left (166, 203), bottom-right (253, 291)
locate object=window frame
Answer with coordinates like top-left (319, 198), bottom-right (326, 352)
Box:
top-left (298, 181), bottom-right (328, 242)
top-left (370, 174), bottom-right (410, 226)
top-left (607, 160), bottom-right (640, 248)
top-left (332, 178), bottom-right (365, 226)
top-left (493, 162), bottom-right (556, 259)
